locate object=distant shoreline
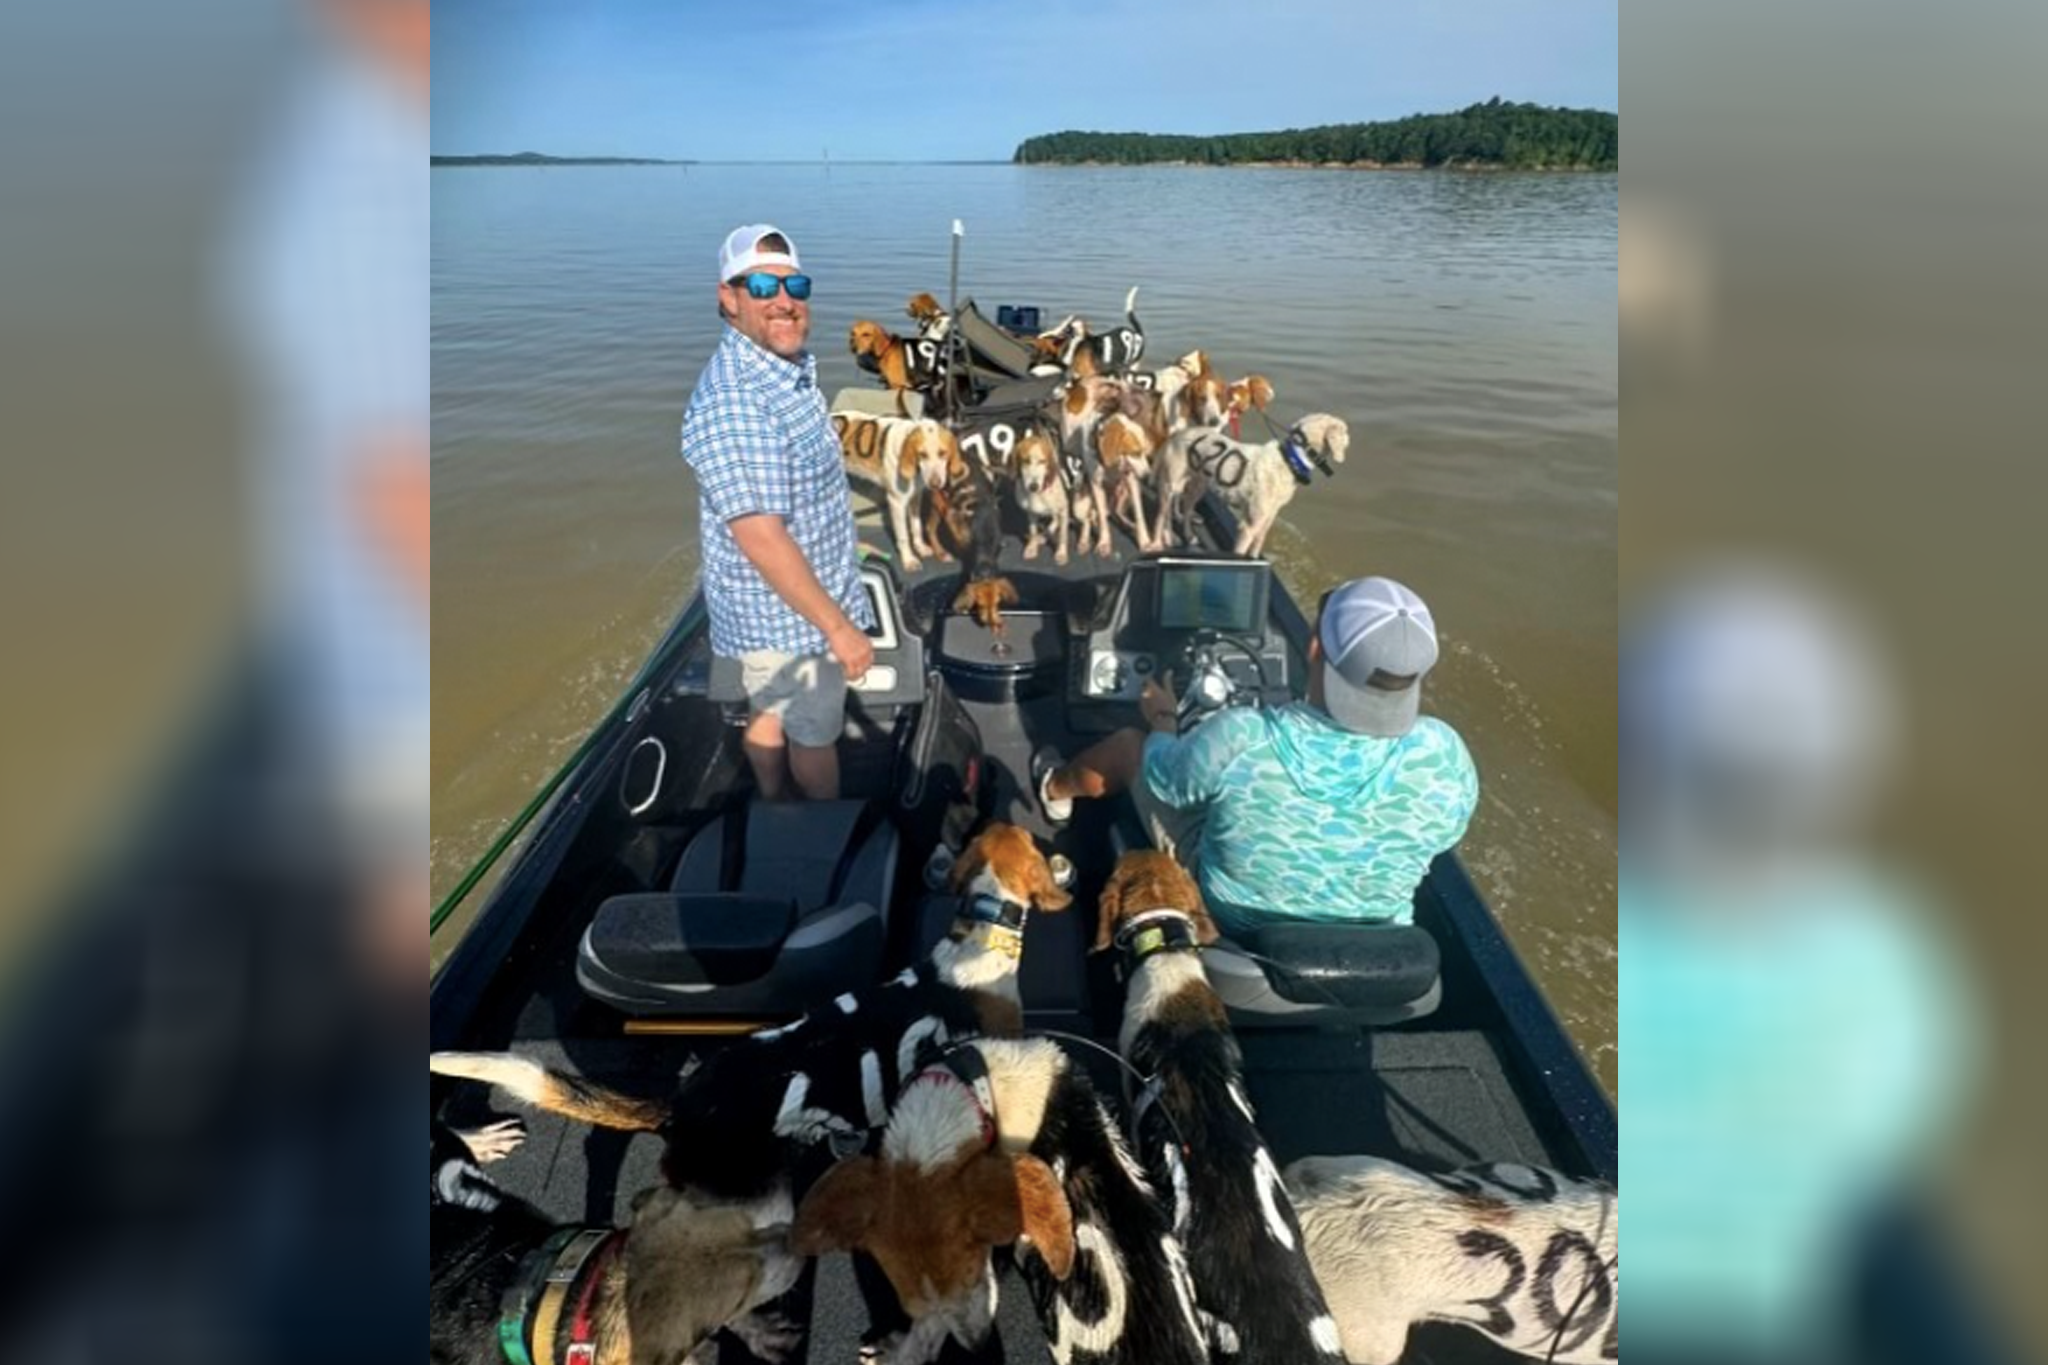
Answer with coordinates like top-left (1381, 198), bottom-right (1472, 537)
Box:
top-left (432, 154), bottom-right (694, 167)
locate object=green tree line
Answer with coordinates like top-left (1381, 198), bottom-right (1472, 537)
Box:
top-left (1013, 99), bottom-right (1616, 170)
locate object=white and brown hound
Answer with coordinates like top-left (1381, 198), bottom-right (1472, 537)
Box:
top-left (1094, 851), bottom-right (1349, 1364)
top-left (833, 411), bottom-right (959, 572)
top-left (1009, 430), bottom-right (1072, 566)
top-left (1032, 287), bottom-right (1147, 375)
top-left (1285, 1155), bottom-right (1619, 1364)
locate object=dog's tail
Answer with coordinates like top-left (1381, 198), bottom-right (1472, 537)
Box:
top-left (431, 1051), bottom-right (670, 1132)
top-left (1123, 285), bottom-right (1142, 331)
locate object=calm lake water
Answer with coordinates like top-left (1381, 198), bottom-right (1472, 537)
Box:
top-left (432, 164), bottom-right (1616, 1090)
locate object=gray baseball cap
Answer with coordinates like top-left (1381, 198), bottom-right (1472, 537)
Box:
top-left (1318, 576), bottom-right (1439, 736)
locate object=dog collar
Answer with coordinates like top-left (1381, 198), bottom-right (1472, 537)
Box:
top-left (1114, 909), bottom-right (1202, 963)
top-left (496, 1226), bottom-right (619, 1365)
top-left (1280, 429), bottom-right (1335, 485)
top-left (910, 1047), bottom-right (999, 1149)
top-left (952, 892), bottom-right (1029, 960)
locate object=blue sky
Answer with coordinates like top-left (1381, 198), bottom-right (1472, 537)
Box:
top-left (434, 0), bottom-right (1617, 161)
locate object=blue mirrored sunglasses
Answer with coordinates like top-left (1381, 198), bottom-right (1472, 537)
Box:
top-left (733, 271), bottom-right (812, 301)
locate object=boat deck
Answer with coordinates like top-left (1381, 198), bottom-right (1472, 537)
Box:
top-left (434, 476), bottom-right (1593, 1363)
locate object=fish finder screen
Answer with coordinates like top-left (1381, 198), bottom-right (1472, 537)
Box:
top-left (1156, 563), bottom-right (1264, 633)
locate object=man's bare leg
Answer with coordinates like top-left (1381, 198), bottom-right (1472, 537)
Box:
top-left (743, 711), bottom-right (792, 801)
top-left (788, 740), bottom-right (840, 802)
top-left (1046, 728), bottom-right (1146, 804)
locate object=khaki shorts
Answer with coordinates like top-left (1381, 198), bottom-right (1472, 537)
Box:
top-left (1132, 772), bottom-right (1204, 864)
top-left (739, 650), bottom-right (848, 748)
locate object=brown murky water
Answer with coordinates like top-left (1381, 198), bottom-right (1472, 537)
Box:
top-left (432, 164), bottom-right (1616, 1090)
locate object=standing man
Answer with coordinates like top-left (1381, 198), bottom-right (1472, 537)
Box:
top-left (682, 224), bottom-right (875, 801)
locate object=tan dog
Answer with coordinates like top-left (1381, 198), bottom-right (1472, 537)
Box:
top-left (906, 291), bottom-right (945, 329)
top-left (832, 412), bottom-right (957, 571)
top-left (849, 319), bottom-right (946, 398)
top-left (1009, 431), bottom-right (1071, 565)
top-left (953, 575), bottom-right (1020, 638)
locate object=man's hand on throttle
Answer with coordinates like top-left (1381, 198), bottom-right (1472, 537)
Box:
top-left (1140, 678), bottom-right (1178, 732)
top-left (830, 622), bottom-right (875, 682)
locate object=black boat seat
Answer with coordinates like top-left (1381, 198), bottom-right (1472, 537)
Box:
top-left (1204, 922), bottom-right (1441, 1027)
top-left (576, 801), bottom-right (899, 1016)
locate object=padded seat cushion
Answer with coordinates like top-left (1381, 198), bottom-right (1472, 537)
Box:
top-left (586, 892), bottom-right (797, 987)
top-left (1242, 922), bottom-right (1440, 1011)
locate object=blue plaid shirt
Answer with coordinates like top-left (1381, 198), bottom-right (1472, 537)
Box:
top-left (680, 326), bottom-right (872, 656)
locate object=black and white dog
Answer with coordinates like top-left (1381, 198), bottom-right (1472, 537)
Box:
top-left (1093, 850), bottom-right (1349, 1363)
top-left (1039, 287), bottom-right (1147, 374)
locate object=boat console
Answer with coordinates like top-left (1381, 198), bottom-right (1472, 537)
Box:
top-left (1069, 553), bottom-right (1292, 710)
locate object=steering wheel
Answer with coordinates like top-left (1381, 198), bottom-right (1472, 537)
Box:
top-left (1170, 630), bottom-right (1270, 728)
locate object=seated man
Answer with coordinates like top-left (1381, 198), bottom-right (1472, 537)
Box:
top-left (1035, 576), bottom-right (1479, 936)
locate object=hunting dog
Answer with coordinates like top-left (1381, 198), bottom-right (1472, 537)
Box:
top-left (832, 411), bottom-right (958, 571)
top-left (432, 825), bottom-right (1072, 1356)
top-left (1050, 376), bottom-right (1123, 556)
top-left (429, 1116), bottom-right (802, 1365)
top-left (1153, 412), bottom-right (1351, 553)
top-left (1032, 287), bottom-right (1147, 374)
top-left (1285, 1156), bottom-right (1619, 1364)
top-left (792, 1036), bottom-right (1212, 1365)
top-left (905, 291), bottom-right (949, 339)
top-left (1009, 430), bottom-right (1072, 565)
top-left (925, 435), bottom-right (1003, 576)
top-left (1094, 851), bottom-right (1348, 1364)
top-left (953, 575), bottom-right (1020, 638)
top-left (850, 319), bottom-right (950, 399)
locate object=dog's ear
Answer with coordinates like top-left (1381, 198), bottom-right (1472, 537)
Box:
top-left (792, 1156), bottom-right (881, 1256)
top-left (943, 431), bottom-right (966, 484)
top-left (996, 579), bottom-right (1020, 607)
top-left (1091, 867), bottom-right (1124, 953)
top-left (1010, 1155), bottom-right (1076, 1280)
top-left (898, 428), bottom-right (925, 484)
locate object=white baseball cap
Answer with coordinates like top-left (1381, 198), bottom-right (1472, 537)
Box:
top-left (718, 223), bottom-right (801, 281)
top-left (1318, 576), bottom-right (1440, 736)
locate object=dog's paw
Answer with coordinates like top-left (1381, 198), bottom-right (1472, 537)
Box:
top-left (728, 1310), bottom-right (805, 1364)
top-left (902, 555), bottom-right (922, 573)
top-left (1054, 548), bottom-right (1069, 566)
top-left (1023, 541), bottom-right (1040, 560)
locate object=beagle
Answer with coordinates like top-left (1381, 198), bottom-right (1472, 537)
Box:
top-left (1284, 1155), bottom-right (1619, 1364)
top-left (1153, 413), bottom-right (1351, 554)
top-left (849, 319), bottom-right (949, 397)
top-left (832, 412), bottom-right (957, 572)
top-left (1094, 852), bottom-right (1349, 1364)
top-left (905, 291), bottom-right (949, 340)
top-left (1032, 287), bottom-right (1147, 375)
top-left (1050, 376), bottom-right (1124, 558)
top-left (1009, 430), bottom-right (1072, 566)
top-left (792, 1037), bottom-right (1212, 1365)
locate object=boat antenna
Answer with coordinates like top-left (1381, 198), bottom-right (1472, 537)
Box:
top-left (944, 218), bottom-right (967, 423)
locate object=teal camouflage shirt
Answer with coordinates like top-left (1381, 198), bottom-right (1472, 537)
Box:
top-left (1142, 702), bottom-right (1479, 935)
